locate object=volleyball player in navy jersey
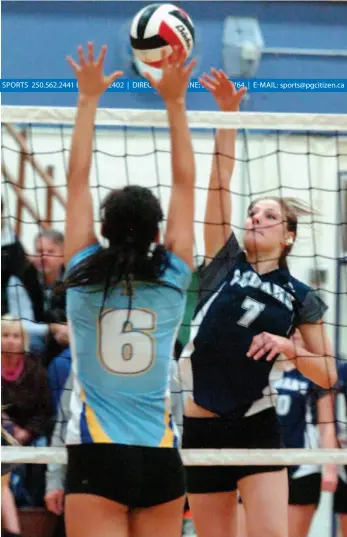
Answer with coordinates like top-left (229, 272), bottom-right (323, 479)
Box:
top-left (179, 70), bottom-right (337, 537)
top-left (334, 361), bottom-right (347, 537)
top-left (62, 43), bottom-right (196, 537)
top-left (273, 330), bottom-right (338, 537)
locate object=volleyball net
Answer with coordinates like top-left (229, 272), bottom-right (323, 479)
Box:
top-left (1, 106), bottom-right (347, 468)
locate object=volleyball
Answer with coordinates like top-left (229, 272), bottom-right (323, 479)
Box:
top-left (130, 3), bottom-right (195, 68)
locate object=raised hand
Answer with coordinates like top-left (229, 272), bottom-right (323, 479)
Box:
top-left (247, 332), bottom-right (295, 362)
top-left (143, 47), bottom-right (196, 104)
top-left (67, 42), bottom-right (123, 101)
top-left (200, 68), bottom-right (247, 112)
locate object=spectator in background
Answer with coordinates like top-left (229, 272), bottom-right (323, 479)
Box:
top-left (45, 369), bottom-right (73, 537)
top-left (1, 315), bottom-right (52, 445)
top-left (1, 198), bottom-right (44, 322)
top-left (27, 229), bottom-right (69, 367)
top-left (1, 427), bottom-right (22, 537)
top-left (1, 315), bottom-right (52, 529)
top-left (24, 229), bottom-right (71, 439)
top-left (34, 229), bottom-right (65, 291)
top-left (47, 348), bottom-right (71, 416)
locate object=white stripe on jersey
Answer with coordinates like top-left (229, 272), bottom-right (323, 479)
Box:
top-left (179, 281), bottom-right (227, 394)
top-left (66, 319), bottom-right (83, 445)
top-left (245, 360), bottom-right (285, 417)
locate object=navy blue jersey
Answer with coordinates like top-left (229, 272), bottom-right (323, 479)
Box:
top-left (273, 368), bottom-right (327, 477)
top-left (180, 234), bottom-right (328, 419)
top-left (273, 368), bottom-right (324, 449)
top-left (338, 361), bottom-right (347, 396)
top-left (337, 361), bottom-right (347, 449)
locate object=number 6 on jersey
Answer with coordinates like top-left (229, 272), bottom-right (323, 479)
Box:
top-left (98, 309), bottom-right (156, 375)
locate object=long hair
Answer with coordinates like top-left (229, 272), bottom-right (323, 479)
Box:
top-left (62, 186), bottom-right (171, 322)
top-left (247, 196), bottom-right (315, 268)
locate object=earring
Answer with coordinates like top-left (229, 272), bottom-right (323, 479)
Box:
top-left (286, 237), bottom-right (293, 245)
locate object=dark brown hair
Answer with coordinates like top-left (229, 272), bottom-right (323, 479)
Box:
top-left (247, 196), bottom-right (314, 268)
top-left (63, 185), bottom-right (169, 290)
top-left (61, 186), bottom-right (171, 328)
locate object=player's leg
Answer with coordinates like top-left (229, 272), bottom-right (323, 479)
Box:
top-left (129, 497), bottom-right (185, 537)
top-left (339, 515), bottom-right (347, 537)
top-left (238, 469), bottom-right (289, 537)
top-left (188, 491), bottom-right (238, 537)
top-left (288, 506), bottom-right (316, 537)
top-left (1, 476), bottom-right (21, 536)
top-left (238, 406), bottom-right (291, 537)
top-left (64, 444), bottom-right (143, 537)
top-left (1, 472), bottom-right (10, 489)
top-left (65, 494), bottom-right (129, 537)
top-left (287, 473), bottom-right (321, 537)
top-left (182, 416), bottom-right (239, 537)
top-left (129, 445), bottom-right (186, 537)
top-left (334, 475), bottom-right (347, 537)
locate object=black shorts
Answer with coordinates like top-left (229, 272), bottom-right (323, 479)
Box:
top-left (288, 473), bottom-right (321, 506)
top-left (182, 407), bottom-right (284, 494)
top-left (1, 464), bottom-right (16, 477)
top-left (65, 443), bottom-right (185, 508)
top-left (334, 473), bottom-right (347, 515)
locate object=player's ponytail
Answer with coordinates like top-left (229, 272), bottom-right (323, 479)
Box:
top-left (62, 186), bottom-right (170, 318)
top-left (278, 197), bottom-right (315, 269)
top-left (97, 237), bottom-right (169, 330)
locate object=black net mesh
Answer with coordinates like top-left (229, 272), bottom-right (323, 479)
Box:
top-left (1, 119), bottom-right (347, 478)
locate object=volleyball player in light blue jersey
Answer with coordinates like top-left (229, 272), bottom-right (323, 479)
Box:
top-left (62, 43), bottom-right (196, 537)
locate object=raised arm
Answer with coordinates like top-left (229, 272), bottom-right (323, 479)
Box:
top-left (64, 43), bottom-right (123, 265)
top-left (145, 49), bottom-right (196, 269)
top-left (200, 71), bottom-right (246, 265)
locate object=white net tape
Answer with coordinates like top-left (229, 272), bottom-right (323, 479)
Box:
top-left (2, 106), bottom-right (347, 130)
top-left (2, 447), bottom-right (347, 466)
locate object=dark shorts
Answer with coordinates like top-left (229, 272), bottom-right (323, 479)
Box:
top-left (182, 407), bottom-right (284, 494)
top-left (288, 473), bottom-right (321, 506)
top-left (65, 443), bottom-right (185, 508)
top-left (334, 472), bottom-right (347, 515)
top-left (1, 464), bottom-right (16, 477)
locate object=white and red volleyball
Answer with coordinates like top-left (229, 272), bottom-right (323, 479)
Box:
top-left (130, 3), bottom-right (195, 68)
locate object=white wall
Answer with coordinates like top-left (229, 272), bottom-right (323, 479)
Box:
top-left (2, 125), bottom-right (347, 537)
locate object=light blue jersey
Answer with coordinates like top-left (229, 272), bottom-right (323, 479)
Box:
top-left (65, 243), bottom-right (191, 448)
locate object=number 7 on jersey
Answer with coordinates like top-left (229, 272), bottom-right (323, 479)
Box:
top-left (237, 297), bottom-right (265, 328)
